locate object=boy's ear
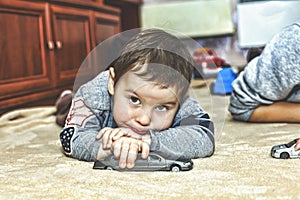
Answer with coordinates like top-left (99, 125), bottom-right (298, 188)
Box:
top-left (108, 67), bottom-right (115, 95)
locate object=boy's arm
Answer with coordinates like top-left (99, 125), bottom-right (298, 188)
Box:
top-left (249, 102), bottom-right (300, 122)
top-left (229, 22), bottom-right (300, 122)
top-left (149, 98), bottom-right (215, 160)
top-left (59, 97), bottom-right (112, 161)
top-left (60, 72), bottom-right (113, 161)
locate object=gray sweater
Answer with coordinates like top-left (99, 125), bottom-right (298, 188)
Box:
top-left (229, 21), bottom-right (300, 121)
top-left (60, 71), bottom-right (215, 161)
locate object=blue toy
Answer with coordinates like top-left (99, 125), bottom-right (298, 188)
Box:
top-left (212, 68), bottom-right (237, 95)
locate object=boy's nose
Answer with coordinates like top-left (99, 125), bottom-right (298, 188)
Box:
top-left (135, 109), bottom-right (151, 126)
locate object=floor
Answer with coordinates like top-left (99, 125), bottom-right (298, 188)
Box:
top-left (1, 85), bottom-right (300, 199)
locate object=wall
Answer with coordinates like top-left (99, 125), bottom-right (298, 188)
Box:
top-left (142, 0), bottom-right (247, 68)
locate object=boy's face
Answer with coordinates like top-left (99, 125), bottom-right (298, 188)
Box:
top-left (108, 68), bottom-right (180, 135)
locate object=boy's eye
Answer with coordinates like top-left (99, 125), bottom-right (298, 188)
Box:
top-left (129, 96), bottom-right (141, 105)
top-left (155, 105), bottom-right (167, 112)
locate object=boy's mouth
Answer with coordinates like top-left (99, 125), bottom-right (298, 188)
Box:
top-left (130, 127), bottom-right (147, 135)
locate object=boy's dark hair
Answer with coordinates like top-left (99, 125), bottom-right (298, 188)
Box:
top-left (112, 29), bottom-right (194, 100)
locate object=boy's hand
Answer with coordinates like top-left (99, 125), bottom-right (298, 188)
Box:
top-left (111, 137), bottom-right (150, 169)
top-left (96, 127), bottom-right (151, 168)
top-left (96, 127), bottom-right (142, 150)
top-left (296, 138), bottom-right (300, 150)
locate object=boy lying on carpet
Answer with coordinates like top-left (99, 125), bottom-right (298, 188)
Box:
top-left (59, 29), bottom-right (215, 169)
top-left (228, 20), bottom-right (300, 149)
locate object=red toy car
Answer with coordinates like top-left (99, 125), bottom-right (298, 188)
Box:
top-left (193, 48), bottom-right (229, 79)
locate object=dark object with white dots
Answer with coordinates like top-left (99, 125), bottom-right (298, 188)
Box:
top-left (60, 127), bottom-right (75, 155)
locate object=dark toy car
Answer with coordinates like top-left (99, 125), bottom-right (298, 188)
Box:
top-left (271, 138), bottom-right (300, 159)
top-left (93, 152), bottom-right (193, 172)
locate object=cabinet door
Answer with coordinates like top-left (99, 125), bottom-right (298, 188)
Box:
top-left (51, 5), bottom-right (93, 88)
top-left (94, 12), bottom-right (120, 45)
top-left (0, 2), bottom-right (51, 107)
top-left (92, 12), bottom-right (120, 75)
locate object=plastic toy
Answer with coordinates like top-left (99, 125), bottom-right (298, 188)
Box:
top-left (271, 138), bottom-right (300, 159)
top-left (93, 152), bottom-right (193, 172)
top-left (192, 48), bottom-right (230, 79)
top-left (211, 68), bottom-right (238, 95)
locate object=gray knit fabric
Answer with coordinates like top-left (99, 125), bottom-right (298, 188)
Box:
top-left (229, 21), bottom-right (300, 121)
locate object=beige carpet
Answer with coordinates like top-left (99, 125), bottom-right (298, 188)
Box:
top-left (1, 86), bottom-right (300, 199)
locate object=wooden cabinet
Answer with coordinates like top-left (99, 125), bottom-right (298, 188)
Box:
top-left (93, 12), bottom-right (120, 45)
top-left (104, 0), bottom-right (142, 31)
top-left (50, 5), bottom-right (93, 87)
top-left (0, 1), bottom-right (52, 109)
top-left (0, 0), bottom-right (120, 114)
top-left (91, 11), bottom-right (120, 75)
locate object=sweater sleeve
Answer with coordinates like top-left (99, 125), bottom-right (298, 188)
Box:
top-left (149, 97), bottom-right (215, 160)
top-left (59, 71), bottom-right (114, 161)
top-left (229, 22), bottom-right (300, 121)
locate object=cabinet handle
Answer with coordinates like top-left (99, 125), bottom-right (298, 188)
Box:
top-left (56, 41), bottom-right (63, 49)
top-left (47, 41), bottom-right (55, 50)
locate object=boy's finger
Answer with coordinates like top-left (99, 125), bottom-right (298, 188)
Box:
top-left (106, 129), bottom-right (121, 148)
top-left (102, 130), bottom-right (111, 149)
top-left (95, 130), bottom-right (104, 140)
top-left (112, 129), bottom-right (128, 140)
top-left (96, 127), bottom-right (110, 140)
top-left (112, 140), bottom-right (122, 159)
top-left (111, 128), bottom-right (122, 138)
top-left (118, 142), bottom-right (130, 169)
top-left (296, 139), bottom-right (300, 150)
top-left (140, 142), bottom-right (150, 159)
top-left (126, 143), bottom-right (139, 168)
